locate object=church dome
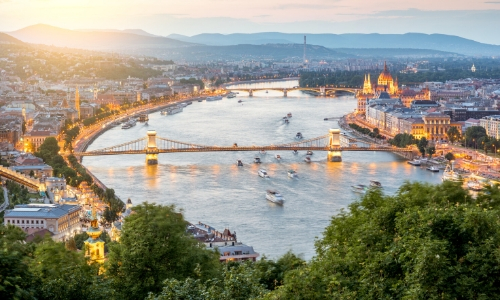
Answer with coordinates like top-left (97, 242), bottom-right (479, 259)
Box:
top-left (378, 61), bottom-right (393, 82)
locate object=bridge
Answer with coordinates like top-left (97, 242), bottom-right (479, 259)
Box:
top-left (0, 165), bottom-right (46, 192)
top-left (225, 86), bottom-right (358, 97)
top-left (73, 130), bottom-right (414, 165)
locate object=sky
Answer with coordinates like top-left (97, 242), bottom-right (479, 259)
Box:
top-left (1, 0), bottom-right (500, 44)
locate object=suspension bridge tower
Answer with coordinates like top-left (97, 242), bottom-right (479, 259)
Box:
top-left (146, 130), bottom-right (159, 165)
top-left (327, 129), bottom-right (342, 162)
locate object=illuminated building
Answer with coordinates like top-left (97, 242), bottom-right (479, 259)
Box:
top-left (84, 202), bottom-right (105, 264)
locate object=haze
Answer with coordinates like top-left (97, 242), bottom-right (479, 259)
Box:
top-left (1, 0), bottom-right (500, 44)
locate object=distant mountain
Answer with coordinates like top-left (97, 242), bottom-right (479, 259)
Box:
top-left (77, 28), bottom-right (159, 37)
top-left (335, 48), bottom-right (460, 58)
top-left (168, 32), bottom-right (500, 56)
top-left (0, 32), bottom-right (23, 44)
top-left (9, 24), bottom-right (193, 50)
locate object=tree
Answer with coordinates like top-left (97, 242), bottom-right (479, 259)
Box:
top-left (106, 203), bottom-right (220, 300)
top-left (446, 126), bottom-right (461, 143)
top-left (267, 182), bottom-right (500, 299)
top-left (417, 137), bottom-right (428, 157)
top-left (445, 152), bottom-right (455, 161)
top-left (426, 146), bottom-right (436, 158)
top-left (464, 126), bottom-right (486, 147)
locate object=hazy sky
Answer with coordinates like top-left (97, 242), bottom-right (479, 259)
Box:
top-left (1, 0), bottom-right (500, 44)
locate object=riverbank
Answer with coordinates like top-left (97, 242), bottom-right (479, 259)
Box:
top-left (224, 77), bottom-right (299, 88)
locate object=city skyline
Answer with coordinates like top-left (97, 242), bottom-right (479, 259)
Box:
top-left (1, 0), bottom-right (500, 44)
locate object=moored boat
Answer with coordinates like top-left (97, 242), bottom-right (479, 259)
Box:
top-left (442, 164), bottom-right (463, 182)
top-left (266, 190), bottom-right (284, 205)
top-left (206, 96), bottom-right (223, 101)
top-left (426, 166), bottom-right (440, 172)
top-left (407, 159), bottom-right (421, 166)
top-left (467, 180), bottom-right (483, 191)
top-left (167, 106), bottom-right (183, 115)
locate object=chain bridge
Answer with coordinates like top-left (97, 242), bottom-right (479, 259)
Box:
top-left (73, 130), bottom-right (414, 165)
top-left (225, 86), bottom-right (358, 97)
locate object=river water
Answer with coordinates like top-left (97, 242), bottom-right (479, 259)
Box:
top-left (83, 81), bottom-right (442, 260)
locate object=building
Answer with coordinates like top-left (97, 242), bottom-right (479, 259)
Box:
top-left (84, 203), bottom-right (105, 264)
top-left (3, 204), bottom-right (82, 240)
top-left (358, 62), bottom-right (400, 114)
top-left (480, 115), bottom-right (500, 139)
top-left (79, 103), bottom-right (94, 119)
top-left (44, 176), bottom-right (67, 191)
top-left (422, 113), bottom-right (452, 141)
top-left (189, 222), bottom-right (259, 262)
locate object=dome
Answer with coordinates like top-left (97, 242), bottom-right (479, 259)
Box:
top-left (378, 61), bottom-right (393, 82)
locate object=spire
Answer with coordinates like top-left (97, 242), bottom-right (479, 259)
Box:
top-left (383, 61), bottom-right (388, 72)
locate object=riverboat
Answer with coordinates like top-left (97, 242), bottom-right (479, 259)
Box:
top-left (138, 114), bottom-right (149, 122)
top-left (306, 150), bottom-right (313, 156)
top-left (254, 157), bottom-right (261, 163)
top-left (287, 170), bottom-right (298, 178)
top-left (369, 180), bottom-right (382, 188)
top-left (442, 164), bottom-right (463, 182)
top-left (258, 169), bottom-right (269, 178)
top-left (407, 159), bottom-right (421, 166)
top-left (304, 156), bottom-right (311, 163)
top-left (206, 96), bottom-right (223, 101)
top-left (236, 159), bottom-right (243, 167)
top-left (351, 184), bottom-right (368, 194)
top-left (295, 132), bottom-right (303, 139)
top-left (467, 180), bottom-right (483, 191)
top-left (266, 190), bottom-right (284, 205)
top-left (167, 107), bottom-right (183, 115)
top-left (227, 93), bottom-right (236, 98)
top-left (275, 154), bottom-right (281, 160)
top-left (426, 166), bottom-right (440, 172)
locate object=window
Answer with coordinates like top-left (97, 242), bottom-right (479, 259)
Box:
top-left (22, 220), bottom-right (24, 224)
top-left (36, 220), bottom-right (39, 224)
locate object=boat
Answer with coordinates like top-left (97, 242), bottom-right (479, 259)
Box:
top-left (287, 113), bottom-right (292, 118)
top-left (306, 150), bottom-right (313, 156)
top-left (227, 93), bottom-right (236, 98)
top-left (467, 180), bottom-right (483, 191)
top-left (160, 110), bottom-right (167, 115)
top-left (295, 132), bottom-right (303, 139)
top-left (442, 164), bottom-right (463, 182)
top-left (266, 190), bottom-right (284, 205)
top-left (426, 166), bottom-right (440, 172)
top-left (265, 90), bottom-right (269, 94)
top-left (236, 159), bottom-right (243, 167)
top-left (369, 180), bottom-right (382, 188)
top-left (324, 118), bottom-right (329, 121)
top-left (304, 156), bottom-right (311, 163)
top-left (198, 99), bottom-right (203, 102)
top-left (292, 150), bottom-right (298, 155)
top-left (351, 184), bottom-right (368, 194)
top-left (167, 107), bottom-right (183, 115)
top-left (258, 169), bottom-right (269, 178)
top-left (407, 159), bottom-right (421, 166)
top-left (238, 100), bottom-right (243, 103)
top-left (178, 103), bottom-right (188, 108)
top-left (138, 114), bottom-right (149, 122)
top-left (186, 101), bottom-right (193, 105)
top-left (287, 170), bottom-right (298, 178)
top-left (121, 124), bottom-right (131, 129)
top-left (259, 150), bottom-right (267, 154)
top-left (284, 119), bottom-right (289, 124)
top-left (275, 154), bottom-right (281, 160)
top-left (206, 96), bottom-right (223, 101)
top-left (254, 157), bottom-right (261, 163)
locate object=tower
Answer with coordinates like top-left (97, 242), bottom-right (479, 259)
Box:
top-left (84, 201), bottom-right (105, 264)
top-left (363, 74), bottom-right (373, 94)
top-left (75, 86), bottom-right (81, 120)
top-left (471, 64), bottom-right (476, 73)
top-left (303, 35), bottom-right (307, 67)
top-left (21, 104), bottom-right (26, 122)
top-left (146, 130), bottom-right (159, 165)
top-left (62, 88), bottom-right (69, 108)
top-left (93, 83), bottom-right (98, 101)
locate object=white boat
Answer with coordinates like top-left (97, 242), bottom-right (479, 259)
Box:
top-left (206, 96), bottom-right (223, 101)
top-left (442, 164), bottom-right (463, 182)
top-left (254, 157), bottom-right (261, 163)
top-left (369, 180), bottom-right (382, 188)
top-left (266, 190), bottom-right (284, 205)
top-left (287, 112), bottom-right (292, 118)
top-left (295, 132), bottom-right (303, 139)
top-left (121, 124), bottom-right (131, 129)
top-left (467, 180), bottom-right (483, 191)
top-left (306, 150), bottom-right (313, 156)
top-left (259, 150), bottom-right (267, 155)
top-left (236, 159), bottom-right (243, 167)
top-left (407, 159), bottom-right (421, 166)
top-left (426, 166), bottom-right (440, 172)
top-left (227, 93), bottom-right (236, 98)
top-left (258, 169), bottom-right (269, 178)
top-left (167, 107), bottom-right (183, 115)
top-left (275, 154), bottom-right (281, 160)
top-left (287, 170), bottom-right (298, 178)
top-left (351, 184), bottom-right (368, 194)
top-left (304, 156), bottom-right (311, 163)
top-left (178, 103), bottom-right (188, 108)
top-left (292, 150), bottom-right (298, 155)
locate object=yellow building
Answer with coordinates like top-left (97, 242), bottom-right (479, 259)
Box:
top-left (377, 61), bottom-right (398, 95)
top-left (84, 204), bottom-right (105, 264)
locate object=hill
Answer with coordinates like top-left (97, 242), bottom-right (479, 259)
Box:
top-left (0, 32), bottom-right (24, 44)
top-left (168, 32), bottom-right (500, 56)
top-left (76, 28), bottom-right (159, 37)
top-left (9, 24), bottom-right (193, 50)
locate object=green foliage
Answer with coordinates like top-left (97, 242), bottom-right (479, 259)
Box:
top-left (268, 182), bottom-right (500, 299)
top-left (417, 137), bottom-right (428, 156)
top-left (445, 152), bottom-right (455, 161)
top-left (349, 123), bottom-right (371, 135)
top-left (426, 145), bottom-right (436, 158)
top-left (180, 77), bottom-right (205, 90)
top-left (106, 203), bottom-right (221, 299)
top-left (446, 126), bottom-right (461, 143)
top-left (389, 133), bottom-right (416, 148)
top-left (464, 126), bottom-right (487, 147)
top-left (5, 180), bottom-right (31, 208)
top-left (254, 251), bottom-right (305, 290)
top-left (147, 262), bottom-right (269, 300)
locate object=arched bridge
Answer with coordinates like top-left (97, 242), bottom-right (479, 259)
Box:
top-left (225, 86), bottom-right (358, 97)
top-left (74, 130), bottom-right (414, 165)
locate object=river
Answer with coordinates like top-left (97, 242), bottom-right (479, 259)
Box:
top-left (83, 81), bottom-right (442, 260)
